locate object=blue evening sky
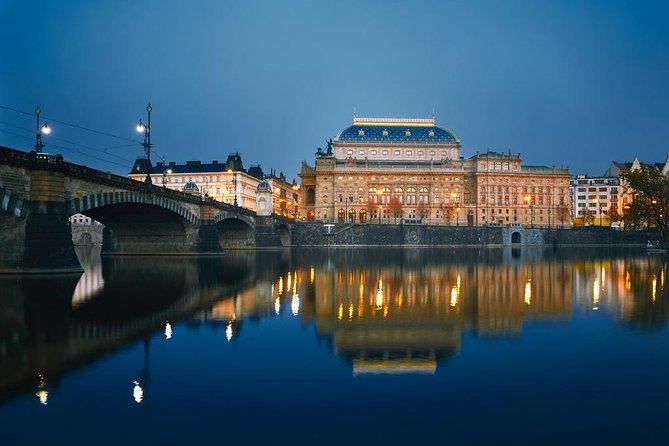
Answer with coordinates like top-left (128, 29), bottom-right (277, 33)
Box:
top-left (1, 0), bottom-right (668, 181)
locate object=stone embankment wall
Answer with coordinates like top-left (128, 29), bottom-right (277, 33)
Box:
top-left (292, 222), bottom-right (651, 247)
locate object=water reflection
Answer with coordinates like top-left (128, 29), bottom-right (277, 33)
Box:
top-left (0, 246), bottom-right (667, 402)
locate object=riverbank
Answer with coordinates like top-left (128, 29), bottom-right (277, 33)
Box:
top-left (291, 222), bottom-right (652, 247)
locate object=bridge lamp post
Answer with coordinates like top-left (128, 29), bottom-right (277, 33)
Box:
top-left (228, 168), bottom-right (238, 206)
top-left (161, 156), bottom-right (172, 188)
top-left (136, 103), bottom-right (153, 185)
top-left (34, 106), bottom-right (51, 153)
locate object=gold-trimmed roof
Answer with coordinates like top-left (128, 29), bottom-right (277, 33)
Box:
top-left (353, 117), bottom-right (435, 127)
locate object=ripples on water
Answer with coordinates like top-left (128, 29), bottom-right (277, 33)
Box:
top-left (0, 247), bottom-right (667, 445)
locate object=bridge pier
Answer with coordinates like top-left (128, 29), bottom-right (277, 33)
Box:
top-left (0, 169), bottom-right (82, 274)
top-left (196, 221), bottom-right (224, 253)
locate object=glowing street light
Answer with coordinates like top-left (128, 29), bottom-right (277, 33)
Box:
top-left (524, 195), bottom-right (533, 227)
top-left (136, 103), bottom-right (153, 184)
top-left (34, 106), bottom-right (51, 153)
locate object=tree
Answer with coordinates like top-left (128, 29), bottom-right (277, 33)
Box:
top-left (386, 196), bottom-right (403, 223)
top-left (367, 197), bottom-right (379, 223)
top-left (416, 202), bottom-right (429, 223)
top-left (622, 166), bottom-right (669, 241)
top-left (608, 205), bottom-right (621, 223)
top-left (582, 208), bottom-right (595, 226)
top-left (556, 204), bottom-right (570, 228)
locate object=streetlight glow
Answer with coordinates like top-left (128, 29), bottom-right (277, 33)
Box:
top-left (40, 123), bottom-right (51, 135)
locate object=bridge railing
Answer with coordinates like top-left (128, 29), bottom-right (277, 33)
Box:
top-left (0, 145), bottom-right (254, 215)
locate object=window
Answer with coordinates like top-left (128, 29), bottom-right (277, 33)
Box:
top-left (394, 150), bottom-right (401, 156)
top-left (358, 129), bottom-right (364, 136)
top-left (370, 150), bottom-right (377, 155)
top-left (406, 150), bottom-right (412, 156)
top-left (347, 149), bottom-right (353, 155)
top-left (382, 129), bottom-right (388, 137)
top-left (382, 150), bottom-right (389, 155)
top-left (417, 150), bottom-right (424, 156)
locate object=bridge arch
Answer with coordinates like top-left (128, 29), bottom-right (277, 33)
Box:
top-left (275, 221), bottom-right (291, 246)
top-left (67, 192), bottom-right (199, 226)
top-left (214, 212), bottom-right (256, 248)
top-left (213, 211), bottom-right (256, 230)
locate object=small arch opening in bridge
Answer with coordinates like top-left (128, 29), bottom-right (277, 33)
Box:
top-left (511, 231), bottom-right (521, 244)
top-left (276, 223), bottom-right (291, 247)
top-left (217, 218), bottom-right (255, 248)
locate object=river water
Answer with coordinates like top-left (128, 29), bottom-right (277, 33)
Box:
top-left (0, 246), bottom-right (667, 445)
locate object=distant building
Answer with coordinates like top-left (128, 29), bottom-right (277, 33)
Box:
top-left (299, 116), bottom-right (571, 227)
top-left (568, 156), bottom-right (669, 222)
top-left (129, 153), bottom-right (301, 218)
top-left (569, 176), bottom-right (621, 220)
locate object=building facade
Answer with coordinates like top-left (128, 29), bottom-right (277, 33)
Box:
top-left (299, 117), bottom-right (571, 227)
top-left (569, 175), bottom-right (621, 221)
top-left (129, 153), bottom-right (301, 218)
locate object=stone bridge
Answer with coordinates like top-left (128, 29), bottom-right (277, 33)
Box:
top-left (0, 146), bottom-right (293, 273)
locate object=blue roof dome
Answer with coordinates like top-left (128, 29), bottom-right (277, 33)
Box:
top-left (336, 117), bottom-right (458, 144)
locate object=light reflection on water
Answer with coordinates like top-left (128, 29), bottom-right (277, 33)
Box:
top-left (0, 246), bottom-right (667, 444)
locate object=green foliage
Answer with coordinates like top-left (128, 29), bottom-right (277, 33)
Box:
top-left (622, 166), bottom-right (669, 240)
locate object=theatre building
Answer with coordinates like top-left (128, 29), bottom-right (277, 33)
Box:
top-left (299, 117), bottom-right (571, 227)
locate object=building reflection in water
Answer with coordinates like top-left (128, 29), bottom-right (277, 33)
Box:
top-left (294, 248), bottom-right (667, 376)
top-left (0, 247), bottom-right (667, 402)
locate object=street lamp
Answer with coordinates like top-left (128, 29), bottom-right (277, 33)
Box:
top-left (136, 103), bottom-right (153, 184)
top-left (376, 189), bottom-right (382, 224)
top-left (228, 168), bottom-right (238, 206)
top-left (161, 156), bottom-right (172, 188)
top-left (292, 180), bottom-right (300, 219)
top-left (524, 195), bottom-right (533, 227)
top-left (450, 192), bottom-right (460, 226)
top-left (34, 106), bottom-right (51, 153)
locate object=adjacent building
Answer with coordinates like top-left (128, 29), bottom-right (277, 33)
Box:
top-left (569, 156), bottom-right (669, 222)
top-left (299, 117), bottom-right (571, 227)
top-left (129, 153), bottom-right (301, 218)
top-left (569, 175), bottom-right (621, 220)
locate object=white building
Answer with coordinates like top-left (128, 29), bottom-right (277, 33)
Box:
top-left (128, 152), bottom-right (301, 218)
top-left (569, 176), bottom-right (621, 220)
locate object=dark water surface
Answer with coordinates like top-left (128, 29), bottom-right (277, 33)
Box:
top-left (1, 247), bottom-right (668, 445)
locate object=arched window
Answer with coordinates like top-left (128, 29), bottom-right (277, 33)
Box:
top-left (359, 209), bottom-right (367, 222)
top-left (348, 209), bottom-right (356, 222)
top-left (338, 209), bottom-right (345, 222)
top-left (306, 187), bottom-right (315, 205)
